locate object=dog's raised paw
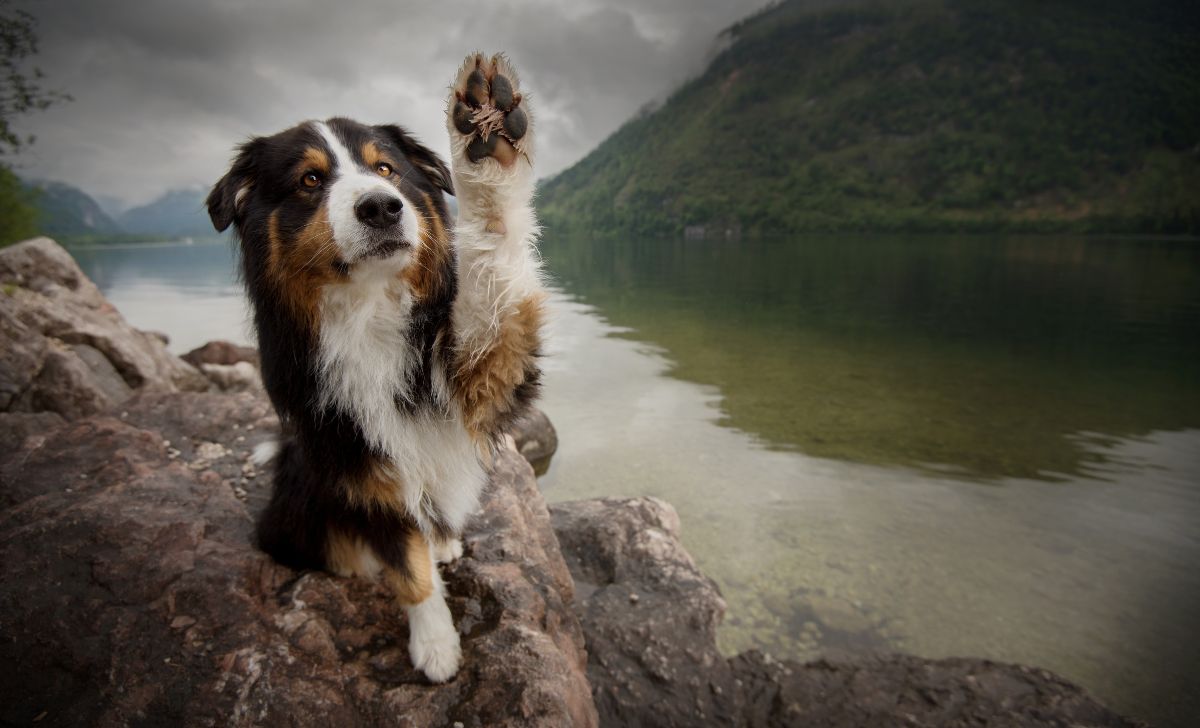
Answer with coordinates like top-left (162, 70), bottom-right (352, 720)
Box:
top-left (449, 53), bottom-right (530, 167)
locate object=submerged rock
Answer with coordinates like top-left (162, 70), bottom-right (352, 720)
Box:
top-left (550, 497), bottom-right (1144, 728)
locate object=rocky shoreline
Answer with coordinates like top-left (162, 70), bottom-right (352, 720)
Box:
top-left (0, 238), bottom-right (1144, 726)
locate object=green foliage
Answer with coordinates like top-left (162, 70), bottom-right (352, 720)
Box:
top-left (0, 0), bottom-right (68, 155)
top-left (0, 1), bottom-right (69, 246)
top-left (537, 0), bottom-right (1200, 237)
top-left (0, 162), bottom-right (36, 246)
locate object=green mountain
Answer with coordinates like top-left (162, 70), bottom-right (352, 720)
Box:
top-left (118, 187), bottom-right (213, 238)
top-left (27, 181), bottom-right (123, 238)
top-left (537, 0), bottom-right (1200, 237)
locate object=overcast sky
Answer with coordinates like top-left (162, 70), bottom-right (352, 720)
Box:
top-left (9, 0), bottom-right (774, 212)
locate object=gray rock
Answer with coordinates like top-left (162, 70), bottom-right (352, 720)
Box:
top-left (0, 411), bottom-right (66, 452)
top-left (0, 235), bottom-right (107, 304)
top-left (0, 303), bottom-right (45, 410)
top-left (199, 361), bottom-right (262, 392)
top-left (22, 341), bottom-right (133, 418)
top-left (509, 407), bottom-right (558, 474)
top-left (182, 340), bottom-right (260, 368)
top-left (551, 497), bottom-right (741, 726)
top-left (142, 329), bottom-right (171, 346)
top-left (0, 237), bottom-right (207, 396)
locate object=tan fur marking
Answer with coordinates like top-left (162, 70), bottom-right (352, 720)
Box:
top-left (361, 140), bottom-right (390, 170)
top-left (387, 531), bottom-right (434, 605)
top-left (326, 528), bottom-right (377, 577)
top-left (298, 146), bottom-right (331, 177)
top-left (269, 205), bottom-right (340, 330)
top-left (454, 293), bottom-right (545, 439)
top-left (342, 464), bottom-right (403, 513)
top-left (325, 528), bottom-right (434, 606)
top-left (403, 191), bottom-right (453, 301)
top-left (267, 211), bottom-right (283, 281)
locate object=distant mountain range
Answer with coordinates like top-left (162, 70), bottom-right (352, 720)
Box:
top-left (29, 181), bottom-right (123, 239)
top-left (537, 0), bottom-right (1200, 237)
top-left (117, 187), bottom-right (213, 238)
top-left (25, 181), bottom-right (214, 242)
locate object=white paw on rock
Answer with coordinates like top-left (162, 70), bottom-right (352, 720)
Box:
top-left (406, 589), bottom-right (462, 683)
top-left (410, 625), bottom-right (462, 683)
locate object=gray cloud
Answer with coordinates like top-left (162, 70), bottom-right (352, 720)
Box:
top-left (10, 0), bottom-right (773, 209)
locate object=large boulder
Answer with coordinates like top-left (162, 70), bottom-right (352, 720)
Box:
top-left (0, 237), bottom-right (208, 421)
top-left (0, 239), bottom-right (595, 724)
top-left (180, 340), bottom-right (265, 392)
top-left (0, 388), bottom-right (598, 727)
top-left (551, 497), bottom-right (744, 726)
top-left (0, 411), bottom-right (66, 453)
top-left (181, 340), bottom-right (261, 368)
top-left (550, 497), bottom-right (1143, 728)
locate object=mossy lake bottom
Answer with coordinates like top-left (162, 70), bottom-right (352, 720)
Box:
top-left (73, 235), bottom-right (1200, 727)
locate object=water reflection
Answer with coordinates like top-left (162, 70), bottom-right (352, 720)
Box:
top-left (536, 292), bottom-right (1200, 728)
top-left (540, 235), bottom-right (1200, 481)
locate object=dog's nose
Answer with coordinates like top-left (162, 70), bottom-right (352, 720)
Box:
top-left (354, 191), bottom-right (403, 229)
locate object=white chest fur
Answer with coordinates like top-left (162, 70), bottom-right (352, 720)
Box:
top-left (316, 265), bottom-right (485, 535)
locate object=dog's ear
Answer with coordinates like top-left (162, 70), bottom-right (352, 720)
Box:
top-left (207, 138), bottom-right (265, 232)
top-left (378, 124), bottom-right (454, 196)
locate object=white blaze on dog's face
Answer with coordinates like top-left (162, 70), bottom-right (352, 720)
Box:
top-left (315, 121), bottom-right (421, 263)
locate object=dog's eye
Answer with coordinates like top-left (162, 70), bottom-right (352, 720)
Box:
top-left (376, 162), bottom-right (393, 177)
top-left (301, 172), bottom-right (322, 189)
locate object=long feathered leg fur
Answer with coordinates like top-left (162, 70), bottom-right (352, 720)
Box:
top-left (446, 52), bottom-right (545, 446)
top-left (397, 52), bottom-right (546, 682)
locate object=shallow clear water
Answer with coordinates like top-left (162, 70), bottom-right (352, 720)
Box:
top-left (71, 236), bottom-right (1200, 727)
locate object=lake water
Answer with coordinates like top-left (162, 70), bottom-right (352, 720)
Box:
top-left (69, 235), bottom-right (1200, 727)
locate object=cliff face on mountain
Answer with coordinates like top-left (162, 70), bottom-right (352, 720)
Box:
top-left (538, 0), bottom-right (1200, 237)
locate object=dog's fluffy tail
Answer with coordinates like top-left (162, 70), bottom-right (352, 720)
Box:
top-left (251, 439), bottom-right (281, 467)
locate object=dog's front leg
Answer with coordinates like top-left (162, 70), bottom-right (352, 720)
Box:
top-left (445, 53), bottom-right (545, 442)
top-left (397, 561), bottom-right (460, 683)
top-left (328, 527), bottom-right (460, 682)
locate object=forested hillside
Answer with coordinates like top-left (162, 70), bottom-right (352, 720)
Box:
top-left (537, 0), bottom-right (1200, 236)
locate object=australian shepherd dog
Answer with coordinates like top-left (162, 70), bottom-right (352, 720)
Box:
top-left (205, 54), bottom-right (543, 683)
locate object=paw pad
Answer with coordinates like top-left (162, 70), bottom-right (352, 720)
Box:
top-left (452, 54), bottom-right (529, 166)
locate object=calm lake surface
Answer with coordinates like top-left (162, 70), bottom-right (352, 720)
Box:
top-left (71, 235), bottom-right (1200, 727)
